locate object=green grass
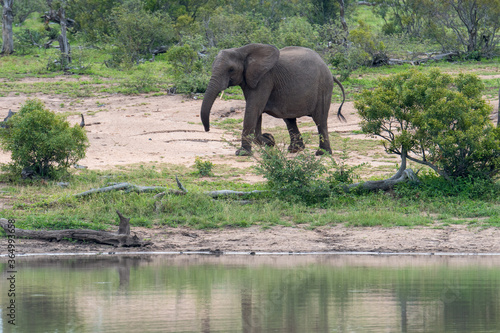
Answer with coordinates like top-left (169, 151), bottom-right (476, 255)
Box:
top-left (0, 159), bottom-right (498, 235)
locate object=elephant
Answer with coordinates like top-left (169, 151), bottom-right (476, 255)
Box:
top-left (200, 43), bottom-right (346, 156)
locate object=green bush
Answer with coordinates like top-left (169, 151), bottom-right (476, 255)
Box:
top-left (394, 172), bottom-right (500, 201)
top-left (108, 1), bottom-right (174, 67)
top-left (166, 43), bottom-right (211, 93)
top-left (206, 8), bottom-right (257, 49)
top-left (355, 69), bottom-right (500, 181)
top-left (120, 66), bottom-right (163, 94)
top-left (254, 139), bottom-right (367, 204)
top-left (254, 145), bottom-right (328, 203)
top-left (349, 20), bottom-right (386, 65)
top-left (0, 99), bottom-right (88, 179)
top-left (194, 156), bottom-right (214, 177)
top-left (275, 16), bottom-right (318, 49)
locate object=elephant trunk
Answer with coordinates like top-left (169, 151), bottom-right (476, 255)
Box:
top-left (201, 77), bottom-right (225, 132)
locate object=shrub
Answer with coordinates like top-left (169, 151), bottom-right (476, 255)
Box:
top-left (0, 99), bottom-right (88, 179)
top-left (206, 8), bottom-right (257, 49)
top-left (275, 16), bottom-right (318, 49)
top-left (194, 157), bottom-right (214, 177)
top-left (349, 20), bottom-right (387, 65)
top-left (166, 43), bottom-right (212, 93)
top-left (120, 66), bottom-right (163, 94)
top-left (254, 145), bottom-right (327, 203)
top-left (108, 1), bottom-right (174, 67)
top-left (355, 69), bottom-right (500, 182)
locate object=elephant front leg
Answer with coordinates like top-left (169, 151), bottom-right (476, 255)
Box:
top-left (236, 89), bottom-right (271, 156)
top-left (284, 118), bottom-right (305, 153)
top-left (236, 108), bottom-right (262, 156)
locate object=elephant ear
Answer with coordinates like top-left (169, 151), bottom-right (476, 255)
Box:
top-left (242, 44), bottom-right (279, 89)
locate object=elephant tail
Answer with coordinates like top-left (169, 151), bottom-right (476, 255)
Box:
top-left (332, 75), bottom-right (346, 122)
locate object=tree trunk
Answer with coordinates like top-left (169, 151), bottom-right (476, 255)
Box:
top-left (46, 0), bottom-right (71, 66)
top-left (1, 0), bottom-right (14, 55)
top-left (338, 0), bottom-right (349, 45)
top-left (57, 7), bottom-right (71, 65)
top-left (345, 149), bottom-right (419, 192)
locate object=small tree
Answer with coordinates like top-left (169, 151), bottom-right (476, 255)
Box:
top-left (0, 99), bottom-right (88, 178)
top-left (355, 69), bottom-right (500, 181)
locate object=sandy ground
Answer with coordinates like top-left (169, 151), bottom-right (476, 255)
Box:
top-left (0, 87), bottom-right (499, 255)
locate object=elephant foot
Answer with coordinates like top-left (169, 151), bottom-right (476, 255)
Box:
top-left (288, 142), bottom-right (305, 153)
top-left (260, 133), bottom-right (275, 147)
top-left (236, 147), bottom-right (252, 156)
top-left (315, 148), bottom-right (332, 156)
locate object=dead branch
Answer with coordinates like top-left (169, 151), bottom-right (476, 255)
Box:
top-left (388, 52), bottom-right (458, 66)
top-left (345, 150), bottom-right (419, 192)
top-left (175, 176), bottom-right (188, 193)
top-left (346, 168), bottom-right (418, 192)
top-left (0, 211), bottom-right (152, 247)
top-left (74, 182), bottom-right (167, 198)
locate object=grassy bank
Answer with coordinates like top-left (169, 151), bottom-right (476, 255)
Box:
top-left (0, 158), bottom-right (498, 235)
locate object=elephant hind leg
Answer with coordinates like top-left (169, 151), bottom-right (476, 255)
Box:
top-left (284, 118), bottom-right (305, 153)
top-left (312, 115), bottom-right (332, 156)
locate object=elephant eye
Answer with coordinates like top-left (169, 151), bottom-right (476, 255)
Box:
top-left (228, 67), bottom-right (234, 73)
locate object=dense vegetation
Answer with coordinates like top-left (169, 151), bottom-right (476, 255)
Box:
top-left (0, 0), bottom-right (498, 233)
top-left (2, 0), bottom-right (500, 91)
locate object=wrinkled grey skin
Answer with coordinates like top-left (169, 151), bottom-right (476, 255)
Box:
top-left (201, 43), bottom-right (345, 156)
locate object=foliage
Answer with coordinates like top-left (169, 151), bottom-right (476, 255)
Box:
top-left (394, 171), bottom-right (500, 201)
top-left (327, 138), bottom-right (365, 185)
top-left (253, 142), bottom-right (366, 205)
top-left (372, 0), bottom-right (500, 57)
top-left (14, 28), bottom-right (45, 55)
top-left (12, 0), bottom-right (46, 24)
top-left (204, 7), bottom-right (257, 48)
top-left (355, 69), bottom-right (500, 181)
top-left (254, 145), bottom-right (330, 204)
top-left (349, 20), bottom-right (386, 65)
top-left (119, 65), bottom-right (164, 94)
top-left (275, 16), bottom-right (319, 49)
top-left (108, 1), bottom-right (175, 67)
top-left (0, 99), bottom-right (88, 179)
top-left (165, 42), bottom-right (212, 93)
top-left (372, 0), bottom-right (428, 37)
top-left (194, 156), bottom-right (214, 177)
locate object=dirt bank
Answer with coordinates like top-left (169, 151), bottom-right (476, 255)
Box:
top-left (2, 223), bottom-right (500, 255)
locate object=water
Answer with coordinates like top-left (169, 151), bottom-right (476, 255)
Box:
top-left (1, 254), bottom-right (500, 332)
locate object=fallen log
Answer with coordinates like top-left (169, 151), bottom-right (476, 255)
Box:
top-left (388, 52), bottom-right (458, 66)
top-left (346, 168), bottom-right (418, 192)
top-left (345, 150), bottom-right (419, 192)
top-left (0, 211), bottom-right (153, 247)
top-left (74, 182), bottom-right (167, 198)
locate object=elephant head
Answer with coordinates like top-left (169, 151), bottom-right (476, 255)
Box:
top-left (200, 44), bottom-right (279, 132)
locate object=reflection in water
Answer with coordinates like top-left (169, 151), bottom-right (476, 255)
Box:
top-left (1, 254), bottom-right (500, 332)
